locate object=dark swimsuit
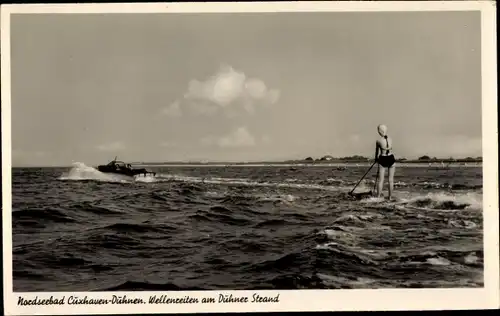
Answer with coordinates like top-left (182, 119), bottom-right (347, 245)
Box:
top-left (378, 135), bottom-right (396, 168)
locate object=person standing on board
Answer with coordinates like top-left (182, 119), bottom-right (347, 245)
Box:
top-left (374, 124), bottom-right (396, 200)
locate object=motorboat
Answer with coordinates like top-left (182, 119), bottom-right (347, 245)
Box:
top-left (97, 157), bottom-right (156, 177)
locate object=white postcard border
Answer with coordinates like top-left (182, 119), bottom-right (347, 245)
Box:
top-left (2, 1), bottom-right (498, 315)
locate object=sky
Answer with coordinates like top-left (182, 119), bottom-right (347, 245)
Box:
top-left (9, 11), bottom-right (482, 167)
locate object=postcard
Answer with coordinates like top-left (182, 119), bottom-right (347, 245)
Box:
top-left (1, 1), bottom-right (498, 315)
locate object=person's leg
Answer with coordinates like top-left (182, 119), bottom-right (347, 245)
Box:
top-left (376, 165), bottom-right (385, 197)
top-left (388, 164), bottom-right (396, 200)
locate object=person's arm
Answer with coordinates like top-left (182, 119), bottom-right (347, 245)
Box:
top-left (374, 141), bottom-right (379, 162)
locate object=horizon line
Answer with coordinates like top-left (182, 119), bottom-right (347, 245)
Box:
top-left (11, 156), bottom-right (483, 168)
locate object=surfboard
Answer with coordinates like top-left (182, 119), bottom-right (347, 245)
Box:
top-left (348, 191), bottom-right (374, 200)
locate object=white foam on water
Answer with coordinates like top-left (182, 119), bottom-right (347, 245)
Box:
top-left (448, 220), bottom-right (478, 229)
top-left (402, 192), bottom-right (483, 211)
top-left (204, 191), bottom-right (226, 198)
top-left (258, 193), bottom-right (297, 203)
top-left (332, 214), bottom-right (365, 224)
top-left (58, 162), bottom-right (132, 183)
top-left (426, 257), bottom-right (451, 266)
top-left (315, 242), bottom-right (340, 250)
top-left (134, 174), bottom-right (157, 183)
top-left (316, 273), bottom-right (380, 288)
top-left (324, 229), bottom-right (345, 238)
top-left (356, 212), bottom-right (385, 221)
top-left (153, 173), bottom-right (344, 192)
top-left (359, 197), bottom-right (386, 204)
top-left (323, 229), bottom-right (358, 242)
top-left (209, 176), bottom-right (251, 183)
top-left (350, 179), bottom-right (374, 193)
top-left (464, 253), bottom-right (479, 265)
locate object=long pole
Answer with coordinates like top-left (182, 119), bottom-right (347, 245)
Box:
top-left (373, 164), bottom-right (379, 196)
top-left (349, 161), bottom-right (377, 195)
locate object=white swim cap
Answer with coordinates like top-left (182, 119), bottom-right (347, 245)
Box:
top-left (377, 124), bottom-right (388, 136)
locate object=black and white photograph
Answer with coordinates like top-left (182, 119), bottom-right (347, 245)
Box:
top-left (2, 1), bottom-right (498, 315)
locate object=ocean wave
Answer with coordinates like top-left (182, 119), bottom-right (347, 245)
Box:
top-left (253, 219), bottom-right (289, 228)
top-left (71, 202), bottom-right (124, 215)
top-left (13, 164), bottom-right (483, 291)
top-left (447, 219), bottom-right (478, 229)
top-left (174, 183), bottom-right (206, 195)
top-left (316, 273), bottom-right (381, 289)
top-left (357, 180), bottom-right (482, 190)
top-left (99, 222), bottom-right (178, 234)
top-left (266, 274), bottom-right (327, 289)
top-left (402, 192), bottom-right (482, 211)
top-left (411, 182), bottom-right (482, 190)
top-left (316, 272), bottom-right (482, 289)
top-left (214, 195), bottom-right (256, 208)
top-left (315, 242), bottom-right (379, 266)
top-left (86, 233), bottom-right (142, 250)
top-left (12, 207), bottom-right (75, 225)
top-left (356, 191), bottom-right (482, 211)
top-left (248, 251), bottom-right (313, 273)
top-left (383, 249), bottom-right (484, 275)
top-left (189, 209), bottom-right (252, 226)
top-left (219, 238), bottom-right (267, 253)
top-left (331, 214), bottom-right (369, 226)
top-left (95, 280), bottom-right (207, 291)
top-left (13, 269), bottom-right (47, 280)
top-left (16, 246), bottom-right (91, 270)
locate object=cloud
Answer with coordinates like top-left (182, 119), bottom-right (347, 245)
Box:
top-left (169, 65), bottom-right (280, 117)
top-left (201, 127), bottom-right (256, 148)
top-left (185, 65), bottom-right (246, 106)
top-left (96, 141), bottom-right (125, 152)
top-left (187, 100), bottom-right (219, 116)
top-left (263, 89), bottom-right (281, 105)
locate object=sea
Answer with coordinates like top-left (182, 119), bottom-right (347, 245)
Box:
top-left (11, 162), bottom-right (484, 291)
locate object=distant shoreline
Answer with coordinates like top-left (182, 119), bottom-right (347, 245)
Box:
top-left (133, 158), bottom-right (482, 165)
top-left (131, 160), bottom-right (482, 168)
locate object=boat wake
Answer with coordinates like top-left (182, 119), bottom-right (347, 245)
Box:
top-left (57, 162), bottom-right (344, 190)
top-left (57, 163), bottom-right (482, 212)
